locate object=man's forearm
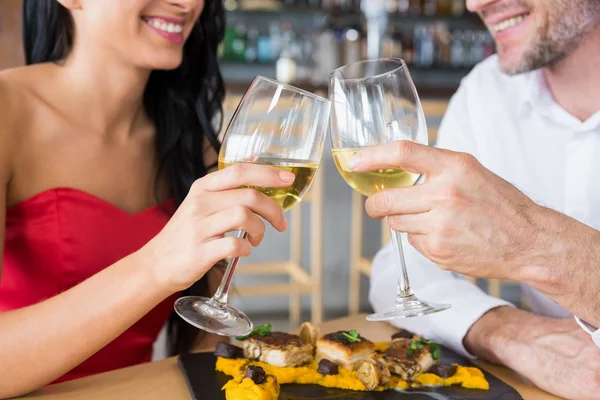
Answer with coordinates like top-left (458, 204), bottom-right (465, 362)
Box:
top-left (516, 205), bottom-right (600, 327)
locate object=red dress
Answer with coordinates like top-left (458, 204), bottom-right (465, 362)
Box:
top-left (0, 188), bottom-right (179, 383)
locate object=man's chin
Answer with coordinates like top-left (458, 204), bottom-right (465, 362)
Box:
top-left (497, 51), bottom-right (536, 76)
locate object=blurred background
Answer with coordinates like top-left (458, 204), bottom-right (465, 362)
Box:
top-left (0, 0), bottom-right (520, 346)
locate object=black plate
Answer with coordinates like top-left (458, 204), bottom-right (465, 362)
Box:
top-left (178, 350), bottom-right (523, 400)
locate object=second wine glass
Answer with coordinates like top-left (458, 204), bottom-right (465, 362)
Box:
top-left (174, 76), bottom-right (331, 336)
top-left (329, 58), bottom-right (451, 321)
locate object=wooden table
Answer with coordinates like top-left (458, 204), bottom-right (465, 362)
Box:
top-left (20, 315), bottom-right (562, 400)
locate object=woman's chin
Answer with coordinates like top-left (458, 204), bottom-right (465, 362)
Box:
top-left (146, 55), bottom-right (184, 71)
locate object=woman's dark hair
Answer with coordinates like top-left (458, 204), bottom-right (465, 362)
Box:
top-left (22, 0), bottom-right (226, 355)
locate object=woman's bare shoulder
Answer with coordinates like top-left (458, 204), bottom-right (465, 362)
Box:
top-left (0, 63), bottom-right (53, 97)
top-left (0, 63), bottom-right (55, 137)
top-left (0, 64), bottom-right (52, 179)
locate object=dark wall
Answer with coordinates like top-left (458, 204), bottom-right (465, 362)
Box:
top-left (0, 0), bottom-right (24, 70)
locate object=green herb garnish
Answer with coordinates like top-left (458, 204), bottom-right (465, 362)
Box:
top-left (406, 339), bottom-right (441, 360)
top-left (235, 323), bottom-right (272, 341)
top-left (334, 330), bottom-right (362, 343)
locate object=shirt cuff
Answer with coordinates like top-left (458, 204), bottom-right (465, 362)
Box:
top-left (575, 317), bottom-right (600, 348)
top-left (373, 279), bottom-right (514, 359)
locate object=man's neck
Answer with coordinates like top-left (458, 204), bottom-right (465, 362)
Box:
top-left (544, 26), bottom-right (600, 122)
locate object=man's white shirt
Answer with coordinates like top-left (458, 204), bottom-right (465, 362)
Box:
top-left (369, 55), bottom-right (600, 354)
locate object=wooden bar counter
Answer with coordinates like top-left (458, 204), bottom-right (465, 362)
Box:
top-left (19, 315), bottom-right (562, 400)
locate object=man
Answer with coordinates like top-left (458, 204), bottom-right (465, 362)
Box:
top-left (361, 0), bottom-right (600, 398)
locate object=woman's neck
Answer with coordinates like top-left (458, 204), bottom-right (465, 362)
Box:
top-left (56, 43), bottom-right (152, 140)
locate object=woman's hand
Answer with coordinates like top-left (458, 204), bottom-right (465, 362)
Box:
top-left (138, 163), bottom-right (293, 293)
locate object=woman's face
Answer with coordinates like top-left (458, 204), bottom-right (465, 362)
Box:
top-left (64, 0), bottom-right (205, 70)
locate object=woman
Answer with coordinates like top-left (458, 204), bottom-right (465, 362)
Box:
top-left (0, 0), bottom-right (292, 397)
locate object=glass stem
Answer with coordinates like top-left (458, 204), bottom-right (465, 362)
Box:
top-left (389, 220), bottom-right (414, 299)
top-left (208, 230), bottom-right (247, 308)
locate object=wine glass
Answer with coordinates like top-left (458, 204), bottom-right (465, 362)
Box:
top-left (329, 58), bottom-right (451, 321)
top-left (174, 76), bottom-right (331, 336)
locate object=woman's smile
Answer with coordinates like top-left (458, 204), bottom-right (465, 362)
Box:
top-left (142, 16), bottom-right (185, 44)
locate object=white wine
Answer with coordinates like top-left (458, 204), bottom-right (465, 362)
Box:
top-left (218, 157), bottom-right (319, 211)
top-left (332, 148), bottom-right (420, 197)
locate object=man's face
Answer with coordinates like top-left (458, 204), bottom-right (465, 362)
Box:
top-left (467, 0), bottom-right (600, 74)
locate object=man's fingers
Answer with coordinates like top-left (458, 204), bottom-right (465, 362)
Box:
top-left (365, 185), bottom-right (432, 219)
top-left (387, 213), bottom-right (431, 234)
top-left (348, 140), bottom-right (445, 176)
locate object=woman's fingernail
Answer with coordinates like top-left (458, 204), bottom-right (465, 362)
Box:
top-left (280, 171), bottom-right (295, 182)
top-left (348, 155), bottom-right (360, 170)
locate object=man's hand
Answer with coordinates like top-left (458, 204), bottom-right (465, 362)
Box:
top-left (465, 307), bottom-right (600, 400)
top-left (350, 140), bottom-right (547, 281)
top-left (351, 140), bottom-right (600, 325)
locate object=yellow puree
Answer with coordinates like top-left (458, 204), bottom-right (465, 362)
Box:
top-left (222, 376), bottom-right (280, 400)
top-left (217, 344), bottom-right (489, 398)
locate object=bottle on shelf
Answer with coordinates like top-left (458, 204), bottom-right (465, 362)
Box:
top-left (450, 30), bottom-right (465, 67)
top-left (269, 22), bottom-right (282, 61)
top-left (397, 0), bottom-right (410, 14)
top-left (257, 30), bottom-right (272, 63)
top-left (471, 31), bottom-right (486, 66)
top-left (462, 29), bottom-right (474, 66)
top-left (422, 0), bottom-right (437, 16)
top-left (408, 0), bottom-right (421, 15)
top-left (451, 0), bottom-right (466, 16)
top-left (276, 24), bottom-right (297, 83)
top-left (414, 25), bottom-right (434, 67)
top-left (436, 0), bottom-right (453, 16)
top-left (245, 27), bottom-right (259, 63)
top-left (385, 0), bottom-right (398, 14)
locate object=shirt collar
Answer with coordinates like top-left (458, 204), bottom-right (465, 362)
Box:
top-left (516, 68), bottom-right (545, 116)
top-left (517, 68), bottom-right (600, 131)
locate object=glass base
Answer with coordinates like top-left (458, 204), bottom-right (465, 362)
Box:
top-left (366, 294), bottom-right (451, 321)
top-left (174, 296), bottom-right (253, 337)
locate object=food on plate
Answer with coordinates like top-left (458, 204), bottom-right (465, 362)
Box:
top-left (299, 321), bottom-right (320, 347)
top-left (216, 323), bottom-right (490, 397)
top-left (242, 331), bottom-right (314, 368)
top-left (382, 338), bottom-right (439, 380)
top-left (317, 359), bottom-right (339, 376)
top-left (222, 365), bottom-right (280, 400)
top-left (429, 364), bottom-right (458, 379)
top-left (214, 342), bottom-right (244, 359)
top-left (315, 330), bottom-right (375, 370)
top-left (356, 353), bottom-right (391, 390)
top-left (390, 329), bottom-right (416, 340)
top-left (244, 365), bottom-right (267, 384)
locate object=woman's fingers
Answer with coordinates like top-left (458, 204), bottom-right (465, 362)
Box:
top-left (202, 206), bottom-right (267, 246)
top-left (192, 188), bottom-right (287, 232)
top-left (193, 163), bottom-right (295, 192)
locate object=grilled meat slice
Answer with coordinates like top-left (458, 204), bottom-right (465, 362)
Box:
top-left (383, 338), bottom-right (437, 381)
top-left (242, 332), bottom-right (314, 367)
top-left (315, 331), bottom-right (375, 371)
